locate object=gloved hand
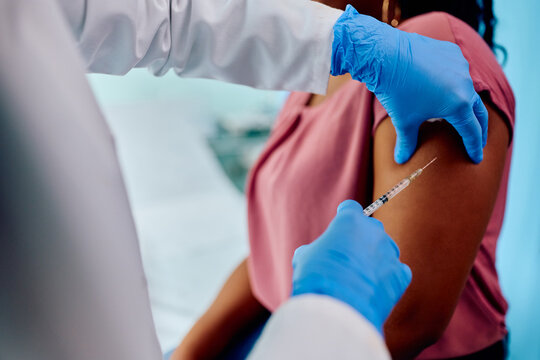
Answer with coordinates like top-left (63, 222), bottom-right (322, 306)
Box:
top-left (331, 5), bottom-right (488, 164)
top-left (291, 200), bottom-right (412, 334)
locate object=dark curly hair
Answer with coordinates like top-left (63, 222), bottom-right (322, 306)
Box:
top-left (398, 0), bottom-right (497, 50)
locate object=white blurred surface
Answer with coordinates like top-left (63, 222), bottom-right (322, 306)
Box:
top-left (88, 71), bottom-right (278, 352)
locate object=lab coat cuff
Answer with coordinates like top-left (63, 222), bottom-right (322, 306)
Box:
top-left (307, 2), bottom-right (343, 95)
top-left (284, 294), bottom-right (384, 339)
top-left (249, 294), bottom-right (390, 360)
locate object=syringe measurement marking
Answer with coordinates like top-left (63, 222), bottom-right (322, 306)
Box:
top-left (363, 179), bottom-right (410, 216)
top-left (363, 157), bottom-right (437, 217)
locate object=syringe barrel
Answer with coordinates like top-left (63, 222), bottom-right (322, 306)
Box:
top-left (363, 178), bottom-right (411, 216)
top-left (385, 178), bottom-right (411, 201)
top-left (363, 199), bottom-right (384, 216)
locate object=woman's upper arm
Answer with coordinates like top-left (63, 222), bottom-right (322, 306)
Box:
top-left (372, 103), bottom-right (509, 359)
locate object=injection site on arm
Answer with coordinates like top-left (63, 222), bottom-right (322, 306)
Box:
top-left (363, 157), bottom-right (437, 217)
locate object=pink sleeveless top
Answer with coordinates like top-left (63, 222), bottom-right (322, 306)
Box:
top-left (246, 12), bottom-right (515, 358)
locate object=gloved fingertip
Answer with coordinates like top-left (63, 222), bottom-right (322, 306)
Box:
top-left (468, 148), bottom-right (483, 164)
top-left (402, 264), bottom-right (413, 284)
top-left (451, 110), bottom-right (483, 164)
top-left (394, 127), bottom-right (418, 164)
top-left (473, 95), bottom-right (489, 149)
top-left (394, 147), bottom-right (412, 165)
top-left (293, 245), bottom-right (308, 259)
top-left (394, 153), bottom-right (406, 164)
top-left (292, 245), bottom-right (309, 268)
top-left (337, 199), bottom-right (363, 214)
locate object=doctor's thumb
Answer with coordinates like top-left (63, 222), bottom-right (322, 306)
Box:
top-left (337, 200), bottom-right (363, 214)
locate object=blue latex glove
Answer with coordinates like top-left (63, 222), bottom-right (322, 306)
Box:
top-left (291, 200), bottom-right (412, 334)
top-left (331, 5), bottom-right (489, 164)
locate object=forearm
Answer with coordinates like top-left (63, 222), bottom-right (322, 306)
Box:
top-left (175, 258), bottom-right (267, 359)
top-left (56, 0), bottom-right (342, 94)
top-left (383, 306), bottom-right (451, 360)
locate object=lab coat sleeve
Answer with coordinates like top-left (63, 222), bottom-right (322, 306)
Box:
top-left (58, 0), bottom-right (343, 94)
top-left (248, 295), bottom-right (391, 360)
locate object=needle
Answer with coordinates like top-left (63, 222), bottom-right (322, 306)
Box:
top-left (421, 157), bottom-right (438, 171)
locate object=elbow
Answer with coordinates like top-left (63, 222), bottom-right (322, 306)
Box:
top-left (418, 321), bottom-right (447, 347)
top-left (417, 327), bottom-right (445, 351)
top-left (386, 322), bottom-right (448, 360)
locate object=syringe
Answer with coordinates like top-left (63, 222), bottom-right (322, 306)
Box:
top-left (363, 157), bottom-right (438, 217)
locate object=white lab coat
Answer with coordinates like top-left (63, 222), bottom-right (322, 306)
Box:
top-left (0, 0), bottom-right (387, 359)
top-left (249, 295), bottom-right (390, 360)
top-left (59, 0), bottom-right (342, 94)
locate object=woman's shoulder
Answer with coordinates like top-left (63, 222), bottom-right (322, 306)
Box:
top-left (400, 12), bottom-right (515, 130)
top-left (399, 12), bottom-right (456, 43)
top-left (399, 12), bottom-right (496, 60)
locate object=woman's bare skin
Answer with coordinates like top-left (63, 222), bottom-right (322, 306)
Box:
top-left (373, 107), bottom-right (509, 359)
top-left (171, 260), bottom-right (267, 359)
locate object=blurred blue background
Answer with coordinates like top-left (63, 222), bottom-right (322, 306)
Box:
top-left (495, 1), bottom-right (540, 359)
top-left (87, 1), bottom-right (540, 357)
